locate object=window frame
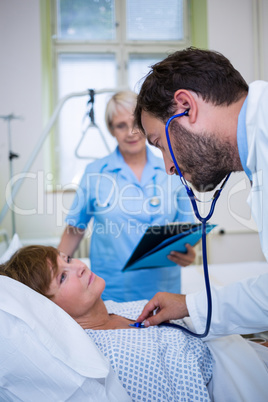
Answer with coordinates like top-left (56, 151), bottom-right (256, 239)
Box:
top-left (48, 0), bottom-right (192, 187)
top-left (51, 0), bottom-right (191, 87)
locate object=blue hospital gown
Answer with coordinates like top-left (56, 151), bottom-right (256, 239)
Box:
top-left (85, 300), bottom-right (213, 402)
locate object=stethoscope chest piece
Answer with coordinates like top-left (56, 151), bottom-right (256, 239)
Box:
top-left (149, 196), bottom-right (161, 207)
top-left (129, 322), bottom-right (146, 328)
top-left (96, 201), bottom-right (110, 208)
top-left (149, 175), bottom-right (161, 207)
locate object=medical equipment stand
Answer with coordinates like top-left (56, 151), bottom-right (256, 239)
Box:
top-left (0, 88), bottom-right (125, 228)
top-left (0, 113), bottom-right (23, 236)
top-left (75, 89), bottom-right (112, 159)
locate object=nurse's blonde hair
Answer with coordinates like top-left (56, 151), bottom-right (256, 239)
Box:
top-left (105, 90), bottom-right (137, 135)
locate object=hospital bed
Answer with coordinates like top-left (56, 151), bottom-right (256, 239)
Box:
top-left (1, 235), bottom-right (268, 401)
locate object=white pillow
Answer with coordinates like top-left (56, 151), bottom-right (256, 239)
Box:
top-left (0, 276), bottom-right (130, 401)
top-left (0, 233), bottom-right (22, 264)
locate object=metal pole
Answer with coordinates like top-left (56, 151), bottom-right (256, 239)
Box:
top-left (0, 88), bottom-right (125, 226)
top-left (0, 114), bottom-right (22, 235)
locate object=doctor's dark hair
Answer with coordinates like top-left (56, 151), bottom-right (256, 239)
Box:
top-left (0, 245), bottom-right (59, 298)
top-left (134, 47), bottom-right (248, 132)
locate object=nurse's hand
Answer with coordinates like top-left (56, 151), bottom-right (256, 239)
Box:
top-left (167, 243), bottom-right (196, 266)
top-left (136, 292), bottom-right (189, 327)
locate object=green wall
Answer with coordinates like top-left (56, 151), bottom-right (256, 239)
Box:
top-left (191, 0), bottom-right (208, 49)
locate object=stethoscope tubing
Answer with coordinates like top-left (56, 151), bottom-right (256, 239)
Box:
top-left (95, 165), bottom-right (116, 207)
top-left (96, 165), bottom-right (161, 208)
top-left (164, 111), bottom-right (230, 338)
top-left (159, 220), bottom-right (212, 337)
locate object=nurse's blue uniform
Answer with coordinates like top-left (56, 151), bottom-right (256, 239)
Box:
top-left (66, 146), bottom-right (194, 301)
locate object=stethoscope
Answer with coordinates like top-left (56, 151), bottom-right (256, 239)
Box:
top-left (164, 110), bottom-right (231, 337)
top-left (132, 110), bottom-right (230, 337)
top-left (150, 175), bottom-right (161, 207)
top-left (96, 164), bottom-right (161, 208)
top-left (95, 165), bottom-right (117, 208)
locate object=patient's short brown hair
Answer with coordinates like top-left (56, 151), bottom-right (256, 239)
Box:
top-left (0, 245), bottom-right (59, 298)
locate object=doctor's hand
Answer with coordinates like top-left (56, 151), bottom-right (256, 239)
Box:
top-left (167, 243), bottom-right (196, 267)
top-left (136, 292), bottom-right (189, 327)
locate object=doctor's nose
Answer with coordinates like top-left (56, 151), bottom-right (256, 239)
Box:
top-left (163, 154), bottom-right (176, 175)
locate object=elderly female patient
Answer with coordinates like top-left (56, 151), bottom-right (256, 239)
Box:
top-left (1, 245), bottom-right (212, 401)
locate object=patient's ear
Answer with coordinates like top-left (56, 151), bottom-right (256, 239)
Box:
top-left (174, 89), bottom-right (197, 124)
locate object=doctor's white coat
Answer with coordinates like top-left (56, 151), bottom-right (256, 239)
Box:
top-left (186, 81), bottom-right (268, 401)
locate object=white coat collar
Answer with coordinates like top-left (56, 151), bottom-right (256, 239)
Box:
top-left (246, 81), bottom-right (268, 259)
top-left (246, 80), bottom-right (268, 174)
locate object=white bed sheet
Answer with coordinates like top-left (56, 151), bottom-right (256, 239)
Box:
top-left (2, 240), bottom-right (268, 401)
top-left (0, 276), bottom-right (130, 402)
top-left (83, 257), bottom-right (268, 401)
top-left (181, 261), bottom-right (268, 402)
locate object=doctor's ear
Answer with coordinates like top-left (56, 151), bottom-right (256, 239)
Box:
top-left (173, 90), bottom-right (197, 123)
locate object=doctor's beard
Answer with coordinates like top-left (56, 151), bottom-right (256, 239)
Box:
top-left (170, 121), bottom-right (234, 192)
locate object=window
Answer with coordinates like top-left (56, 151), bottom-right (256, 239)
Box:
top-left (51, 0), bottom-right (190, 186)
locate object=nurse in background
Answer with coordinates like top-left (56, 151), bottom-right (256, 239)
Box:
top-left (58, 91), bottom-right (196, 302)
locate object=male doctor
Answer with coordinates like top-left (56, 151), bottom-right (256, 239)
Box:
top-left (134, 47), bottom-right (268, 342)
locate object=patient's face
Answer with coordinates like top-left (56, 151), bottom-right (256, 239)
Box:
top-left (47, 252), bottom-right (105, 319)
